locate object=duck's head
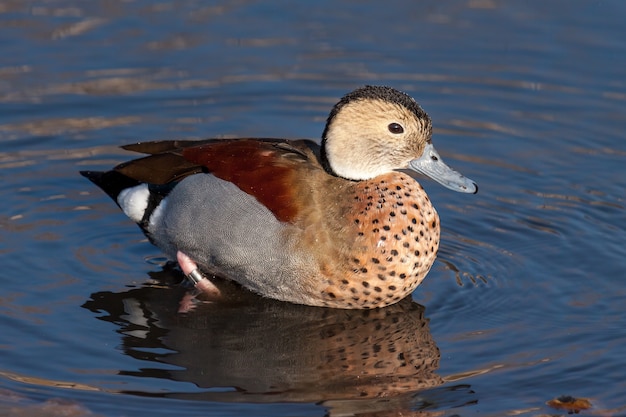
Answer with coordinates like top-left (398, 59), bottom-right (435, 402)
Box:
top-left (321, 85), bottom-right (477, 194)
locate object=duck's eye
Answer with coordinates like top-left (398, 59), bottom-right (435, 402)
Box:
top-left (388, 123), bottom-right (404, 134)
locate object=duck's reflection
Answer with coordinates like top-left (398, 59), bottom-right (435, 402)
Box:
top-left (83, 267), bottom-right (475, 413)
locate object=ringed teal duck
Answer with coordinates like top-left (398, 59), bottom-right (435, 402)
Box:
top-left (82, 85), bottom-right (477, 309)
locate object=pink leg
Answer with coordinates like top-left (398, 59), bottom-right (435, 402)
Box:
top-left (176, 251), bottom-right (222, 298)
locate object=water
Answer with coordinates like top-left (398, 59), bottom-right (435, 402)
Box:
top-left (1, 1), bottom-right (625, 416)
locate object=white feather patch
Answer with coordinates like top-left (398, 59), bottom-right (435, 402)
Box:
top-left (117, 184), bottom-right (150, 223)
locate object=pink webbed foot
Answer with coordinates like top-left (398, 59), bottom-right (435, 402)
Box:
top-left (176, 251), bottom-right (222, 298)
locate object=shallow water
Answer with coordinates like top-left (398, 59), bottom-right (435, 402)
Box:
top-left (1, 1), bottom-right (625, 416)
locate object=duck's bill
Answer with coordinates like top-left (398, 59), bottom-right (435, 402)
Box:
top-left (408, 143), bottom-right (478, 194)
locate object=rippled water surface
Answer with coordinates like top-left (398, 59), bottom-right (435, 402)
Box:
top-left (1, 1), bottom-right (625, 416)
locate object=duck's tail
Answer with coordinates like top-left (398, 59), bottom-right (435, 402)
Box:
top-left (80, 170), bottom-right (142, 206)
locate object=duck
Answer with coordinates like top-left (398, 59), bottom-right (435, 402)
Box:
top-left (82, 85), bottom-right (477, 309)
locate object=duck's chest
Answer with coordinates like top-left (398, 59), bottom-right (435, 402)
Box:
top-left (322, 173), bottom-right (440, 308)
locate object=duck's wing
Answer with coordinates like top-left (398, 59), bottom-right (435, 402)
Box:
top-left (82, 138), bottom-right (322, 222)
top-left (180, 139), bottom-right (321, 223)
top-left (99, 138), bottom-right (316, 185)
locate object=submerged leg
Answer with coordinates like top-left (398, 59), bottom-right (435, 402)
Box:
top-left (176, 251), bottom-right (222, 298)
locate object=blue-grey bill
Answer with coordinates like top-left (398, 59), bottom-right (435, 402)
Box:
top-left (408, 143), bottom-right (478, 194)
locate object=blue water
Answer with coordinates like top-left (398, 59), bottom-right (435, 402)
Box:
top-left (1, 1), bottom-right (625, 416)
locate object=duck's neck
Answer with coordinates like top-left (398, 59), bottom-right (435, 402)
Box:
top-left (319, 137), bottom-right (337, 177)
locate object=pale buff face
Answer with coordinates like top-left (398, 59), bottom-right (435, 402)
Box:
top-left (324, 98), bottom-right (432, 180)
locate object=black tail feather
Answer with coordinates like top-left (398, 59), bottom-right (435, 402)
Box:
top-left (80, 170), bottom-right (141, 206)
